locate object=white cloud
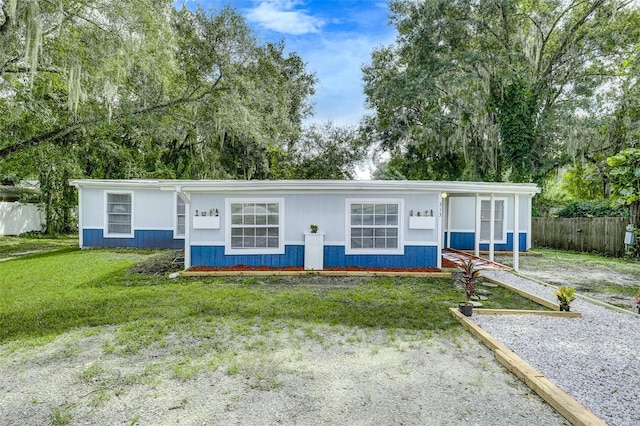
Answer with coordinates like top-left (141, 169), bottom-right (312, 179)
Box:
top-left (300, 31), bottom-right (397, 127)
top-left (245, 1), bottom-right (324, 35)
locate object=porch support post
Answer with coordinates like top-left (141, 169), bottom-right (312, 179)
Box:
top-left (177, 188), bottom-right (191, 270)
top-left (513, 194), bottom-right (520, 272)
top-left (437, 195), bottom-right (443, 269)
top-left (474, 193), bottom-right (481, 257)
top-left (446, 196), bottom-right (451, 249)
top-left (489, 193), bottom-right (495, 262)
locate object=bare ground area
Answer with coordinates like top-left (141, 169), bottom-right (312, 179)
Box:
top-left (0, 325), bottom-right (566, 426)
top-left (495, 251), bottom-right (640, 312)
top-left (6, 248), bottom-right (633, 425)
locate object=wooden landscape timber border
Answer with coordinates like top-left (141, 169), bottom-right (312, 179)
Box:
top-left (181, 270), bottom-right (453, 278)
top-left (482, 276), bottom-right (561, 310)
top-left (451, 275), bottom-right (607, 425)
top-left (451, 308), bottom-right (604, 426)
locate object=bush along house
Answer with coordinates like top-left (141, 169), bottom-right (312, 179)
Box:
top-left (69, 180), bottom-right (540, 271)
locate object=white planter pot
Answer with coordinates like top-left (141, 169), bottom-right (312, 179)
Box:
top-left (304, 232), bottom-right (324, 270)
top-left (193, 216), bottom-right (220, 230)
top-left (409, 216), bottom-right (435, 230)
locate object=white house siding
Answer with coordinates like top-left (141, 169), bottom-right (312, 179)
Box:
top-left (79, 187), bottom-right (183, 249)
top-left (189, 192), bottom-right (440, 247)
top-left (447, 195), bottom-right (532, 251)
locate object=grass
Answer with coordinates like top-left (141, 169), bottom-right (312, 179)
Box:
top-left (502, 248), bottom-right (640, 277)
top-left (0, 245), bottom-right (546, 349)
top-left (0, 235), bottom-right (77, 258)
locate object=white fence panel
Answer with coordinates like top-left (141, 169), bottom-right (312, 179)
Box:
top-left (0, 202), bottom-right (45, 235)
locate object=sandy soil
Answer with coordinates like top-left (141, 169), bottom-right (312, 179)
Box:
top-left (494, 253), bottom-right (640, 312)
top-left (0, 324), bottom-right (567, 425)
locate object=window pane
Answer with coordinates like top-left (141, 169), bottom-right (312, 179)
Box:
top-left (107, 193), bottom-right (132, 235)
top-left (109, 223), bottom-right (130, 234)
top-left (349, 201), bottom-right (400, 251)
top-left (351, 238), bottom-right (362, 248)
top-left (229, 201), bottom-right (280, 250)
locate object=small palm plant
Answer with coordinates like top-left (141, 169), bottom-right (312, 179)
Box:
top-left (554, 286), bottom-right (576, 311)
top-left (633, 290), bottom-right (640, 314)
top-left (455, 258), bottom-right (481, 316)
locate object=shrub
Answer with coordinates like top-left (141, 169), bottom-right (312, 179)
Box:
top-left (556, 200), bottom-right (628, 218)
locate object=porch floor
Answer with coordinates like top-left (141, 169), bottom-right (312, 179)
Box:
top-left (442, 248), bottom-right (509, 270)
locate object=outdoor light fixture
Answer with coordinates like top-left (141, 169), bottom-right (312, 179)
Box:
top-left (441, 192), bottom-right (448, 198)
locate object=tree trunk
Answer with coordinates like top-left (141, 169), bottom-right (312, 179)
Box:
top-left (631, 201), bottom-right (640, 226)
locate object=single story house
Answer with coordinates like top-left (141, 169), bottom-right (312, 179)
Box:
top-left (69, 180), bottom-right (540, 271)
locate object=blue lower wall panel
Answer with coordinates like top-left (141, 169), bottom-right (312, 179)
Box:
top-left (324, 245), bottom-right (438, 268)
top-left (83, 229), bottom-right (184, 249)
top-left (191, 245), bottom-right (304, 268)
top-left (190, 245), bottom-right (438, 268)
top-left (446, 232), bottom-right (527, 251)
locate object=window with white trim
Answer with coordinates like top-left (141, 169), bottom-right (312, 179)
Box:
top-left (176, 195), bottom-right (185, 237)
top-left (106, 192), bottom-right (132, 236)
top-left (227, 201), bottom-right (283, 253)
top-left (480, 199), bottom-right (505, 242)
top-left (347, 201), bottom-right (401, 253)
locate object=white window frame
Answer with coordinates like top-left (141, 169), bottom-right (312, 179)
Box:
top-left (479, 197), bottom-right (507, 244)
top-left (225, 198), bottom-right (285, 255)
top-left (345, 198), bottom-right (404, 255)
top-left (174, 194), bottom-right (186, 239)
top-left (104, 191), bottom-right (134, 238)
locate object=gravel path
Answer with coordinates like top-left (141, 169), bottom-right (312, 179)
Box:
top-left (477, 270), bottom-right (640, 426)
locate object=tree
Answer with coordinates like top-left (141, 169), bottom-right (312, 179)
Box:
top-left (363, 0), bottom-right (640, 183)
top-left (607, 148), bottom-right (640, 225)
top-left (267, 122), bottom-right (368, 180)
top-left (0, 2), bottom-right (317, 232)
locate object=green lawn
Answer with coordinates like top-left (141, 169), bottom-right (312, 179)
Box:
top-left (0, 245), bottom-right (544, 351)
top-left (0, 235), bottom-right (77, 257)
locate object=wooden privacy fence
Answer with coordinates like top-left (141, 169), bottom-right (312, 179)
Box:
top-left (532, 217), bottom-right (629, 257)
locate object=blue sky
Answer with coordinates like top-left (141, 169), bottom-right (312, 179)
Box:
top-left (174, 1), bottom-right (397, 126)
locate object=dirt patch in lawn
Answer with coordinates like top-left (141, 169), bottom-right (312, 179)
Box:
top-left (495, 252), bottom-right (640, 312)
top-left (127, 250), bottom-right (183, 275)
top-left (0, 325), bottom-right (566, 425)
